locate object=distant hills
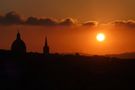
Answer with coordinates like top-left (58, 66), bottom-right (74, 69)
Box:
top-left (106, 52), bottom-right (135, 59)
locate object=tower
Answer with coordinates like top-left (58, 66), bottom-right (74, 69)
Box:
top-left (43, 37), bottom-right (50, 55)
top-left (11, 32), bottom-right (26, 54)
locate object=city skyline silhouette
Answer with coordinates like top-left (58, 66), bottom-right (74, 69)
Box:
top-left (1, 0), bottom-right (135, 89)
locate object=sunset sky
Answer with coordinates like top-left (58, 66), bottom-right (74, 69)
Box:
top-left (0, 0), bottom-right (135, 55)
top-left (1, 0), bottom-right (135, 22)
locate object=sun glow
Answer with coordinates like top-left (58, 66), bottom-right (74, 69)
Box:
top-left (96, 33), bottom-right (105, 42)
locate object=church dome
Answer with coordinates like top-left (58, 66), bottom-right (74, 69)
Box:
top-left (11, 32), bottom-right (26, 53)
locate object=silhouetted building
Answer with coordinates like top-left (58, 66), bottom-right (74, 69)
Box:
top-left (43, 37), bottom-right (50, 55)
top-left (11, 32), bottom-right (26, 54)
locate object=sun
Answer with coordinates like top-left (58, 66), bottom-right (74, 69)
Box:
top-left (96, 33), bottom-right (105, 42)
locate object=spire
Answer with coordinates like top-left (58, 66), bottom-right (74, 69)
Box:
top-left (45, 36), bottom-right (48, 46)
top-left (17, 31), bottom-right (21, 40)
top-left (43, 36), bottom-right (50, 55)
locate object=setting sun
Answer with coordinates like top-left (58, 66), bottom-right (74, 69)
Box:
top-left (96, 33), bottom-right (105, 42)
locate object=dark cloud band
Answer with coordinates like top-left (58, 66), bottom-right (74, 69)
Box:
top-left (0, 11), bottom-right (97, 27)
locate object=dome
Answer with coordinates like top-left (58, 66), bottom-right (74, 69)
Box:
top-left (11, 32), bottom-right (26, 53)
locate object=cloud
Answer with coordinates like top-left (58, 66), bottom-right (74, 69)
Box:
top-left (0, 15), bottom-right (3, 22)
top-left (0, 11), bottom-right (98, 28)
top-left (38, 18), bottom-right (57, 26)
top-left (25, 17), bottom-right (76, 26)
top-left (82, 21), bottom-right (98, 27)
top-left (0, 11), bottom-right (76, 26)
top-left (24, 16), bottom-right (39, 25)
top-left (59, 18), bottom-right (75, 26)
top-left (25, 17), bottom-right (57, 26)
top-left (0, 11), bottom-right (23, 25)
top-left (113, 20), bottom-right (135, 29)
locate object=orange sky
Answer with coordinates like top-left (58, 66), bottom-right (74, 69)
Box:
top-left (0, 23), bottom-right (135, 55)
top-left (0, 0), bottom-right (135, 55)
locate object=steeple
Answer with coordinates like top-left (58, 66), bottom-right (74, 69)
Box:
top-left (43, 36), bottom-right (50, 55)
top-left (45, 36), bottom-right (48, 47)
